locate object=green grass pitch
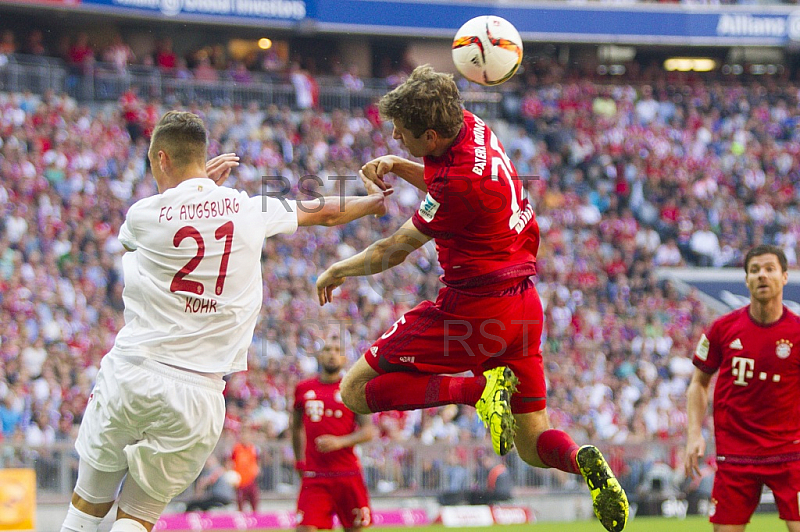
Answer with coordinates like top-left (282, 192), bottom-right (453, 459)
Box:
top-left (374, 513), bottom-right (782, 531)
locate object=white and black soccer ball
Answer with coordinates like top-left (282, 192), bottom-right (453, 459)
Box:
top-left (452, 15), bottom-right (523, 86)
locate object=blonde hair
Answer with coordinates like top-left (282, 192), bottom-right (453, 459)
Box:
top-left (378, 65), bottom-right (463, 138)
top-left (149, 111), bottom-right (208, 168)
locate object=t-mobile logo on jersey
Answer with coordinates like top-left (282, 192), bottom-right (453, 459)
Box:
top-left (731, 356), bottom-right (755, 386)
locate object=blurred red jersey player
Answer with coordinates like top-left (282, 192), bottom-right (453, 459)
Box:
top-left (686, 244), bottom-right (800, 531)
top-left (292, 333), bottom-right (376, 532)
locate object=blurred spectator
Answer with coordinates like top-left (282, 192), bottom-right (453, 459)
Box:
top-left (0, 30), bottom-right (16, 55)
top-left (681, 457), bottom-right (714, 516)
top-left (155, 37), bottom-right (177, 71)
top-left (260, 48), bottom-right (284, 74)
top-left (229, 62), bottom-right (252, 84)
top-left (102, 34), bottom-right (135, 74)
top-left (689, 221), bottom-right (721, 267)
top-left (654, 239), bottom-right (683, 267)
top-left (0, 393), bottom-right (22, 439)
top-left (174, 58), bottom-right (194, 80)
top-left (25, 410), bottom-right (58, 489)
top-left (342, 64), bottom-right (364, 91)
top-left (229, 426), bottom-right (260, 512)
top-left (194, 56), bottom-right (218, 83)
top-left (438, 452), bottom-right (512, 506)
top-left (184, 454), bottom-right (236, 512)
top-left (24, 30), bottom-right (47, 56)
top-left (67, 32), bottom-right (94, 73)
top-left (119, 86), bottom-right (144, 142)
top-left (290, 62), bottom-right (318, 110)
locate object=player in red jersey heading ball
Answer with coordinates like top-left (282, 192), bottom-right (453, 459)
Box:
top-left (686, 244), bottom-right (800, 532)
top-left (316, 65), bottom-right (628, 532)
top-left (292, 333), bottom-right (376, 531)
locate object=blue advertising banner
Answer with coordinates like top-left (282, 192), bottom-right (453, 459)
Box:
top-left (71, 0), bottom-right (309, 22)
top-left (313, 1), bottom-right (800, 46)
top-left (6, 0), bottom-right (800, 44)
top-left (659, 268), bottom-right (800, 314)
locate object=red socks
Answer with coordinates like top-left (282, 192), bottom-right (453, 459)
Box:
top-left (536, 428), bottom-right (580, 474)
top-left (364, 373), bottom-right (486, 412)
top-left (364, 377), bottom-right (580, 476)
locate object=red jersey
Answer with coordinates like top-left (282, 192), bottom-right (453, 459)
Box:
top-left (294, 378), bottom-right (362, 474)
top-left (411, 110), bottom-right (539, 289)
top-left (693, 306), bottom-right (800, 464)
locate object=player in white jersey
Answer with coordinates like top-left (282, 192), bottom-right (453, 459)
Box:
top-left (60, 111), bottom-right (389, 532)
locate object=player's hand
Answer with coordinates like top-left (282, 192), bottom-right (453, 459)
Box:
top-left (370, 187), bottom-right (394, 218)
top-left (316, 267), bottom-right (346, 306)
top-left (684, 434), bottom-right (706, 479)
top-left (359, 155), bottom-right (396, 191)
top-left (314, 435), bottom-right (343, 453)
top-left (206, 153), bottom-right (239, 185)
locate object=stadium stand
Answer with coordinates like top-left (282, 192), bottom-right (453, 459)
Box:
top-left (0, 40), bottom-right (797, 508)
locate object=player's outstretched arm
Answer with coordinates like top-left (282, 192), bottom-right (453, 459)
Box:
top-left (206, 153), bottom-right (240, 185)
top-left (316, 217), bottom-right (431, 305)
top-left (360, 155), bottom-right (427, 192)
top-left (297, 189), bottom-right (391, 227)
top-left (684, 367), bottom-right (713, 479)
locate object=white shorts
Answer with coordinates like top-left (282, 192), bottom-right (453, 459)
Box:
top-left (76, 353), bottom-right (226, 503)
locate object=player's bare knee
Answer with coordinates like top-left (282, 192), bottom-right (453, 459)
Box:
top-left (339, 377), bottom-right (370, 414)
top-left (70, 494), bottom-right (114, 518)
top-left (341, 385), bottom-right (370, 414)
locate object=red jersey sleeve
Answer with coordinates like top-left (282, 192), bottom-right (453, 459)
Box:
top-left (412, 178), bottom-right (478, 239)
top-left (693, 320), bottom-right (722, 374)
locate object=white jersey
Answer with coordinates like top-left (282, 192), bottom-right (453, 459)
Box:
top-left (114, 178), bottom-right (298, 374)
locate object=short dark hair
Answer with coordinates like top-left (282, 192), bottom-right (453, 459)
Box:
top-left (149, 111), bottom-right (208, 168)
top-left (744, 244), bottom-right (788, 273)
top-left (378, 65), bottom-right (463, 138)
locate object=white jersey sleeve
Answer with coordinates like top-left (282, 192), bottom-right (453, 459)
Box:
top-left (118, 217), bottom-right (138, 251)
top-left (250, 196), bottom-right (299, 237)
top-left (112, 179), bottom-right (300, 374)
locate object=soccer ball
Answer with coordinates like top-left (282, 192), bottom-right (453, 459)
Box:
top-left (452, 15), bottom-right (523, 86)
top-left (222, 470), bottom-right (241, 488)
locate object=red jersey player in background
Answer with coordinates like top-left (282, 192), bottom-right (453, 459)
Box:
top-left (315, 65), bottom-right (628, 532)
top-left (292, 333), bottom-right (376, 532)
top-left (686, 244), bottom-right (800, 532)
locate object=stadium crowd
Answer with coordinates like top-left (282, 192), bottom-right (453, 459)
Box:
top-left (0, 64), bottom-right (799, 497)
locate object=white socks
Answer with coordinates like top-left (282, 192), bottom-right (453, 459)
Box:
top-left (60, 504), bottom-right (105, 532)
top-left (60, 504), bottom-right (148, 532)
top-left (109, 518), bottom-right (148, 532)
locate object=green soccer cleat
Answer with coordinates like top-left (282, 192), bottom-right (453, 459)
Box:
top-left (577, 445), bottom-right (629, 532)
top-left (475, 366), bottom-right (519, 456)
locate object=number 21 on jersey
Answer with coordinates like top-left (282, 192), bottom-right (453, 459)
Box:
top-left (170, 221), bottom-right (234, 296)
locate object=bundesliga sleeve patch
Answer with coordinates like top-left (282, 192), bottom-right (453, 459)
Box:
top-left (418, 193), bottom-right (441, 222)
top-left (695, 334), bottom-right (710, 361)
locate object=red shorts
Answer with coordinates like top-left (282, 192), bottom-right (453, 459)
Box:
top-left (296, 474), bottom-right (371, 529)
top-left (710, 460), bottom-right (800, 524)
top-left (365, 278), bottom-right (545, 413)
